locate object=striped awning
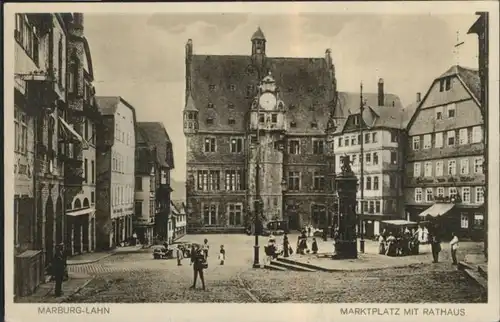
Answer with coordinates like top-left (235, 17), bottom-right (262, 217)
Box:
top-left (58, 117), bottom-right (89, 149)
top-left (418, 203), bottom-right (455, 218)
top-left (66, 208), bottom-right (95, 217)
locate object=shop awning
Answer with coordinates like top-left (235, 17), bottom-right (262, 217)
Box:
top-left (418, 203), bottom-right (455, 218)
top-left (58, 117), bottom-right (89, 149)
top-left (381, 220), bottom-right (418, 226)
top-left (66, 208), bottom-right (94, 217)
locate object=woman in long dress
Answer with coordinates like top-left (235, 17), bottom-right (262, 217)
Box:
top-left (378, 234), bottom-right (386, 254)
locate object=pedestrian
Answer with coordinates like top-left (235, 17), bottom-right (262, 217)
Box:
top-left (176, 244), bottom-right (183, 266)
top-left (378, 234), bottom-right (386, 255)
top-left (190, 246), bottom-right (207, 291)
top-left (190, 244), bottom-right (196, 262)
top-left (449, 232), bottom-right (459, 265)
top-left (202, 238), bottom-right (209, 260)
top-left (283, 234), bottom-right (290, 257)
top-left (132, 231), bottom-right (138, 245)
top-left (307, 225), bottom-right (312, 238)
top-left (52, 243), bottom-right (66, 296)
top-left (219, 245), bottom-right (226, 265)
top-left (430, 233), bottom-right (441, 263)
top-left (311, 237), bottom-right (318, 254)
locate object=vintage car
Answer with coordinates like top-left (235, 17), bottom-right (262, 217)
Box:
top-left (246, 220), bottom-right (289, 236)
top-left (152, 245), bottom-right (174, 259)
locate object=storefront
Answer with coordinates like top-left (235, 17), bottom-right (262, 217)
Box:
top-left (417, 202), bottom-right (484, 241)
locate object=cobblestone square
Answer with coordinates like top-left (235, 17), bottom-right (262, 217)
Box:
top-left (60, 234), bottom-right (487, 303)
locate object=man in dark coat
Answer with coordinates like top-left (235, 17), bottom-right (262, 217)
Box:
top-left (190, 246), bottom-right (206, 291)
top-left (52, 243), bottom-right (67, 296)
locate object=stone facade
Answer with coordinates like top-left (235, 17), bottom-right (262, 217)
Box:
top-left (64, 13), bottom-right (99, 256)
top-left (183, 28), bottom-right (404, 233)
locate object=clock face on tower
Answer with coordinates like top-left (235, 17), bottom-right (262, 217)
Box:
top-left (259, 92), bottom-right (277, 110)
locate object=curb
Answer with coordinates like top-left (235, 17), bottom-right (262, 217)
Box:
top-left (236, 273), bottom-right (260, 303)
top-left (67, 253), bottom-right (115, 266)
top-left (59, 278), bottom-right (94, 303)
top-left (66, 246), bottom-right (146, 266)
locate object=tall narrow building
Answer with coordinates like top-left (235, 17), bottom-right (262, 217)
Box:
top-left (65, 13), bottom-right (100, 256)
top-left (95, 96), bottom-right (136, 249)
top-left (404, 66), bottom-right (484, 239)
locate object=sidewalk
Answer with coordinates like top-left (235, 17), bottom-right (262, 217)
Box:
top-left (15, 273), bottom-right (93, 303)
top-left (67, 244), bottom-right (144, 265)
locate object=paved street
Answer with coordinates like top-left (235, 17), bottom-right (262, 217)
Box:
top-left (62, 234), bottom-right (486, 303)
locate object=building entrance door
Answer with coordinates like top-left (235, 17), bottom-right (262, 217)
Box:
top-left (287, 211), bottom-right (299, 231)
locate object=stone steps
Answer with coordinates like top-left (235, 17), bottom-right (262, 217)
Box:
top-left (276, 257), bottom-right (329, 272)
top-left (268, 259), bottom-right (317, 272)
top-left (263, 264), bottom-right (287, 271)
top-left (458, 261), bottom-right (488, 290)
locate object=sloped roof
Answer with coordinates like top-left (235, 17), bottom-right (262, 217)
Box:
top-left (171, 200), bottom-right (186, 215)
top-left (187, 54), bottom-right (336, 134)
top-left (438, 65), bottom-right (480, 102)
top-left (339, 91), bottom-right (403, 115)
top-left (400, 101), bottom-right (419, 129)
top-left (95, 96), bottom-right (121, 115)
top-left (136, 122), bottom-right (174, 169)
top-left (333, 91), bottom-right (404, 132)
top-left (251, 27), bottom-right (266, 41)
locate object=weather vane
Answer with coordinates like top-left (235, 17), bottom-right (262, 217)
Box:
top-left (454, 31), bottom-right (465, 66)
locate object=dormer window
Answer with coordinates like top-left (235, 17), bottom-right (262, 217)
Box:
top-left (246, 85), bottom-right (255, 98)
top-left (353, 115), bottom-right (360, 125)
top-left (228, 118), bottom-right (236, 125)
top-left (229, 84), bottom-right (236, 91)
top-left (206, 117), bottom-right (214, 125)
top-left (439, 77), bottom-right (452, 92)
top-left (208, 103), bottom-right (214, 109)
top-left (290, 121), bottom-right (297, 128)
top-left (209, 84), bottom-right (216, 92)
top-left (311, 122), bottom-right (318, 129)
top-left (187, 112), bottom-right (197, 120)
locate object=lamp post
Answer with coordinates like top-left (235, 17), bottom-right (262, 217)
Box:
top-left (359, 82), bottom-right (365, 254)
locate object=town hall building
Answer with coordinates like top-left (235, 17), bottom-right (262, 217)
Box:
top-left (183, 28), bottom-right (403, 233)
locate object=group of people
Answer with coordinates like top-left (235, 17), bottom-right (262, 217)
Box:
top-left (376, 226), bottom-right (460, 265)
top-left (187, 238), bottom-right (227, 291)
top-left (264, 230), bottom-right (319, 263)
top-left (378, 229), bottom-right (420, 257)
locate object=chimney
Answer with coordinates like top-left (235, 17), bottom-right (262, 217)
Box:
top-left (416, 92), bottom-right (421, 102)
top-left (325, 48), bottom-right (332, 67)
top-left (185, 39), bottom-right (193, 60)
top-left (378, 78), bottom-right (384, 106)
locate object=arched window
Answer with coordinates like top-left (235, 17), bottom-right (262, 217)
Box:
top-left (83, 198), bottom-right (90, 208)
top-left (58, 38), bottom-right (63, 86)
top-left (74, 198), bottom-right (81, 209)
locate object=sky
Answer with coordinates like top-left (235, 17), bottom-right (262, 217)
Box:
top-left (83, 13), bottom-right (480, 181)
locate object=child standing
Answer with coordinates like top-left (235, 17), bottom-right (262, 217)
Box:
top-left (176, 244), bottom-right (183, 266)
top-left (312, 238), bottom-right (318, 254)
top-left (219, 245), bottom-right (226, 265)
